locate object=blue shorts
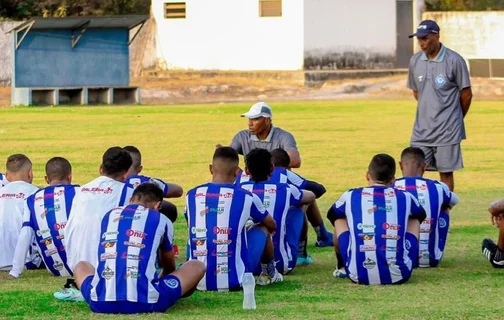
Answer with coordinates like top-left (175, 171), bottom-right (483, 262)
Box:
top-left (81, 275), bottom-right (182, 314)
top-left (247, 227), bottom-right (268, 275)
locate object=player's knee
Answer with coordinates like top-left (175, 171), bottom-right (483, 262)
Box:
top-left (186, 260), bottom-right (206, 278)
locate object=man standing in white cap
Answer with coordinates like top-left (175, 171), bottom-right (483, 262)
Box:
top-left (218, 102), bottom-right (301, 168)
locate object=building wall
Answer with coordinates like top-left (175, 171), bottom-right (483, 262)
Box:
top-left (152, 0), bottom-right (304, 70)
top-left (14, 29), bottom-right (130, 87)
top-left (423, 11), bottom-right (504, 60)
top-left (303, 0), bottom-right (397, 69)
top-left (0, 22), bottom-right (22, 86)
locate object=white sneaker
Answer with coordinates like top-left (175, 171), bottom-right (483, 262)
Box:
top-left (332, 269), bottom-right (348, 279)
top-left (256, 270), bottom-right (284, 286)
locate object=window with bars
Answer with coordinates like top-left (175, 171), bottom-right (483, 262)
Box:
top-left (259, 0), bottom-right (282, 17)
top-left (164, 2), bottom-right (186, 19)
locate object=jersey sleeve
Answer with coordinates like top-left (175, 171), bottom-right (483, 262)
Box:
top-left (250, 193), bottom-right (269, 223)
top-left (407, 192), bottom-right (426, 222)
top-left (440, 182), bottom-right (459, 208)
top-left (160, 217), bottom-right (174, 252)
top-left (327, 191), bottom-right (349, 225)
top-left (280, 131), bottom-right (298, 153)
top-left (407, 56), bottom-right (417, 91)
top-left (10, 202), bottom-right (35, 278)
top-left (288, 185), bottom-right (303, 207)
top-left (286, 170), bottom-right (307, 189)
top-left (454, 55), bottom-right (471, 90)
top-left (151, 178), bottom-right (170, 197)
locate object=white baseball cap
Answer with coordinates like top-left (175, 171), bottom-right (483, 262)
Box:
top-left (241, 102), bottom-right (273, 119)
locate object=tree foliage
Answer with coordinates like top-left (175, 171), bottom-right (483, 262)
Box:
top-left (0, 0), bottom-right (150, 20)
top-left (426, 0), bottom-right (504, 11)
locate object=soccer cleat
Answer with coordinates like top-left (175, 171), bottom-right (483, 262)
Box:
top-left (315, 232), bottom-right (334, 247)
top-left (54, 280), bottom-right (84, 302)
top-left (296, 254), bottom-right (313, 266)
top-left (54, 287), bottom-right (84, 302)
top-left (482, 238), bottom-right (498, 261)
top-left (481, 238), bottom-right (504, 268)
top-left (256, 270), bottom-right (284, 286)
top-left (333, 269), bottom-right (348, 279)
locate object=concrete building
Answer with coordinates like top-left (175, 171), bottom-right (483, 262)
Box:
top-left (152, 0), bottom-right (418, 71)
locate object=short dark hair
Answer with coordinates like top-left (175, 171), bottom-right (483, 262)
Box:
top-left (132, 183), bottom-right (164, 204)
top-left (213, 147), bottom-right (239, 163)
top-left (368, 153), bottom-right (396, 184)
top-left (124, 145), bottom-right (141, 169)
top-left (271, 148), bottom-right (290, 168)
top-left (245, 148), bottom-right (272, 183)
top-left (101, 147), bottom-right (133, 178)
top-left (45, 157), bottom-right (72, 181)
top-left (400, 147), bottom-right (426, 165)
top-left (6, 154), bottom-right (32, 173)
top-left (212, 147), bottom-right (239, 176)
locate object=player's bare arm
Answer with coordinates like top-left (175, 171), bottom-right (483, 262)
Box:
top-left (287, 150), bottom-right (301, 168)
top-left (460, 87), bottom-right (473, 118)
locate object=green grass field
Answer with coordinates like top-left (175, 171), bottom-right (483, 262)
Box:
top-left (1, 100), bottom-right (504, 319)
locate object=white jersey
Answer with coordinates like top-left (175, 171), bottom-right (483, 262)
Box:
top-left (0, 181), bottom-right (39, 269)
top-left (64, 176), bottom-right (133, 271)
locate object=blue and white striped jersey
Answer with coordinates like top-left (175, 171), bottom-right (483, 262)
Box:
top-left (10, 184), bottom-right (78, 277)
top-left (332, 186), bottom-right (424, 285)
top-left (185, 183), bottom-right (269, 291)
top-left (235, 168), bottom-right (307, 189)
top-left (0, 173), bottom-right (8, 188)
top-left (240, 181), bottom-right (302, 274)
top-left (125, 175), bottom-right (170, 197)
top-left (393, 177), bottom-right (458, 267)
top-left (89, 204), bottom-right (174, 303)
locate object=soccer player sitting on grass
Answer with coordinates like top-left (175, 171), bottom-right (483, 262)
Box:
top-left (393, 147), bottom-right (459, 268)
top-left (124, 146), bottom-right (183, 223)
top-left (327, 154), bottom-right (426, 285)
top-left (0, 154), bottom-right (41, 272)
top-left (74, 183), bottom-right (205, 314)
top-left (241, 148), bottom-right (315, 277)
top-left (185, 147), bottom-right (279, 291)
top-left (482, 198), bottom-right (504, 268)
top-left (270, 148), bottom-right (331, 265)
top-left (9, 157), bottom-right (79, 279)
top-left (59, 147), bottom-right (134, 301)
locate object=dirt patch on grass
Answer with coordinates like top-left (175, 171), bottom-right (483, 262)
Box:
top-left (1, 75), bottom-right (503, 106)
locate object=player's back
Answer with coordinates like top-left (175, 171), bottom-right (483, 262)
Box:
top-left (0, 173), bottom-right (8, 188)
top-left (89, 204), bottom-right (174, 303)
top-left (65, 176), bottom-right (133, 270)
top-left (185, 183), bottom-right (256, 291)
top-left (25, 184), bottom-right (79, 276)
top-left (240, 180), bottom-right (301, 273)
top-left (0, 181), bottom-right (39, 268)
top-left (393, 177), bottom-right (454, 267)
top-left (339, 186), bottom-right (419, 285)
top-left (234, 170), bottom-right (251, 185)
top-left (126, 175), bottom-right (169, 196)
top-left (269, 167), bottom-right (307, 189)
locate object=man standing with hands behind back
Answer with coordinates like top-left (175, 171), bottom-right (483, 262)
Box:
top-left (407, 20), bottom-right (473, 191)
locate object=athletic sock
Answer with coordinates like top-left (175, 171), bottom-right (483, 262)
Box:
top-left (314, 224), bottom-right (328, 240)
top-left (336, 252), bottom-right (345, 270)
top-left (261, 261), bottom-right (277, 278)
top-left (298, 239), bottom-right (307, 258)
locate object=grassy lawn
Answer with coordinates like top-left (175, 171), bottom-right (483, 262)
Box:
top-left (1, 100), bottom-right (503, 319)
